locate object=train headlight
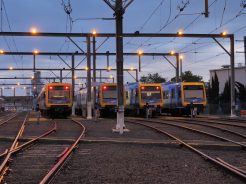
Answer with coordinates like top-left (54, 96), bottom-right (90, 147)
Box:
top-left (48, 86), bottom-right (53, 90)
top-left (103, 86), bottom-right (107, 90)
top-left (65, 86), bottom-right (70, 90)
top-left (141, 86), bottom-right (145, 90)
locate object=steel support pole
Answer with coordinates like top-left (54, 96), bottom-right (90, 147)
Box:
top-left (71, 54), bottom-right (75, 115)
top-left (71, 54), bottom-right (75, 99)
top-left (86, 36), bottom-right (92, 119)
top-left (138, 55), bottom-right (141, 72)
top-left (60, 70), bottom-right (62, 83)
top-left (33, 54), bottom-right (37, 111)
top-left (230, 35), bottom-right (236, 116)
top-left (106, 51), bottom-right (110, 69)
top-left (244, 36), bottom-right (246, 68)
top-left (204, 0), bottom-right (209, 17)
top-left (93, 36), bottom-right (96, 118)
top-left (136, 69), bottom-right (138, 82)
top-left (180, 58), bottom-right (182, 82)
top-left (115, 0), bottom-right (125, 134)
top-left (176, 55), bottom-right (180, 82)
top-left (100, 70), bottom-right (102, 83)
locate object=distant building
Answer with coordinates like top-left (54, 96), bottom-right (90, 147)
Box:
top-left (210, 64), bottom-right (246, 94)
top-left (31, 71), bottom-right (43, 96)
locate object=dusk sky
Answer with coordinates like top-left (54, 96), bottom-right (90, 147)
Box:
top-left (0, 0), bottom-right (245, 96)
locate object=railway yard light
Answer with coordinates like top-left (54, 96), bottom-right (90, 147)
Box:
top-left (9, 66), bottom-right (13, 70)
top-left (177, 31), bottom-right (183, 36)
top-left (130, 67), bottom-right (134, 71)
top-left (0, 49), bottom-right (4, 54)
top-left (31, 76), bottom-right (34, 79)
top-left (17, 82), bottom-right (20, 86)
top-left (170, 50), bottom-right (176, 55)
top-left (74, 76), bottom-right (77, 79)
top-left (31, 28), bottom-right (37, 34)
top-left (92, 29), bottom-right (97, 36)
top-left (107, 66), bottom-right (112, 71)
top-left (221, 31), bottom-right (227, 37)
top-left (85, 66), bottom-right (89, 71)
top-left (109, 74), bottom-right (113, 79)
top-left (33, 49), bottom-right (39, 55)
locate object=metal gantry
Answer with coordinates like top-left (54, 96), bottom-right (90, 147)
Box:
top-left (0, 30), bottom-right (237, 121)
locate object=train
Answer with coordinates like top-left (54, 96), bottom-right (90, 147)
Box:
top-left (124, 82), bottom-right (164, 116)
top-left (37, 83), bottom-right (73, 118)
top-left (73, 81), bottom-right (207, 118)
top-left (75, 83), bottom-right (117, 117)
top-left (161, 82), bottom-right (207, 116)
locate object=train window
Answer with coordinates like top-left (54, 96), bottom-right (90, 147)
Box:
top-left (183, 85), bottom-right (204, 101)
top-left (102, 86), bottom-right (117, 99)
top-left (141, 86), bottom-right (162, 102)
top-left (48, 86), bottom-right (70, 104)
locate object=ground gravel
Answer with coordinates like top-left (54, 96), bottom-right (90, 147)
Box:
top-left (53, 143), bottom-right (245, 184)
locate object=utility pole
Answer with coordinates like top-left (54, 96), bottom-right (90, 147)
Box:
top-left (176, 54), bottom-right (180, 82)
top-left (60, 69), bottom-right (62, 83)
top-left (33, 54), bottom-right (37, 111)
top-left (86, 36), bottom-right (92, 119)
top-left (230, 35), bottom-right (236, 117)
top-left (92, 34), bottom-right (97, 118)
top-left (71, 54), bottom-right (75, 115)
top-left (71, 54), bottom-right (75, 99)
top-left (204, 0), bottom-right (209, 17)
top-left (103, 0), bottom-right (134, 134)
top-left (115, 0), bottom-right (125, 133)
top-left (244, 36), bottom-right (246, 68)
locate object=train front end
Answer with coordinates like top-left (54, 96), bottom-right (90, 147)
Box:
top-left (46, 83), bottom-right (73, 117)
top-left (99, 83), bottom-right (117, 116)
top-left (139, 83), bottom-right (163, 115)
top-left (181, 82), bottom-right (207, 114)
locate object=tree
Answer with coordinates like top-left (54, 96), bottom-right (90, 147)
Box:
top-left (220, 78), bottom-right (231, 113)
top-left (170, 70), bottom-right (203, 82)
top-left (208, 72), bottom-right (220, 114)
top-left (235, 82), bottom-right (246, 109)
top-left (182, 71), bottom-right (203, 82)
top-left (140, 73), bottom-right (166, 83)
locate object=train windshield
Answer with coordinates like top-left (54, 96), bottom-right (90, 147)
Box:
top-left (141, 86), bottom-right (161, 103)
top-left (102, 86), bottom-right (117, 103)
top-left (48, 86), bottom-right (70, 104)
top-left (183, 85), bottom-right (204, 101)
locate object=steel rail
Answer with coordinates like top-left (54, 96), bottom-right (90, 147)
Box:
top-left (216, 157), bottom-right (246, 175)
top-left (0, 113), bottom-right (29, 178)
top-left (198, 116), bottom-right (246, 123)
top-left (132, 118), bottom-right (246, 148)
top-left (0, 121), bottom-right (57, 158)
top-left (182, 117), bottom-right (246, 128)
top-left (0, 113), bottom-right (18, 126)
top-left (39, 119), bottom-right (86, 184)
top-left (159, 117), bottom-right (246, 140)
top-left (126, 120), bottom-right (246, 180)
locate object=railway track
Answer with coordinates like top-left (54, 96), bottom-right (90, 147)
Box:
top-left (126, 118), bottom-right (246, 181)
top-left (158, 117), bottom-right (246, 142)
top-left (197, 116), bottom-right (246, 123)
top-left (0, 118), bottom-right (85, 184)
top-left (0, 113), bottom-right (56, 183)
top-left (0, 112), bottom-right (18, 126)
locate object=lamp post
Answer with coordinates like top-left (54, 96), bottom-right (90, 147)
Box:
top-left (180, 55), bottom-right (183, 82)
